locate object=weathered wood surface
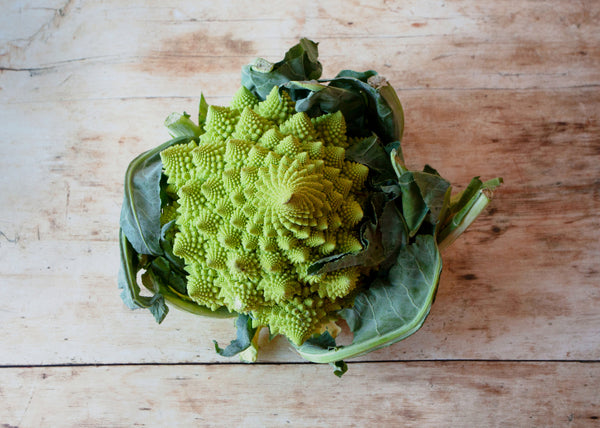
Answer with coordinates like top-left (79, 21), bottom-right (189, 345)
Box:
top-left (1, 0), bottom-right (599, 426)
top-left (1, 362), bottom-right (598, 427)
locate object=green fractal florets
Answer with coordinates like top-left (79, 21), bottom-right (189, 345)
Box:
top-left (159, 86), bottom-right (370, 345)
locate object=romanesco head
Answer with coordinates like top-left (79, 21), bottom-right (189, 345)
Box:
top-left (160, 86), bottom-right (370, 346)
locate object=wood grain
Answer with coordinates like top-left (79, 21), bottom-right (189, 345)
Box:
top-left (1, 0), bottom-right (599, 425)
top-left (1, 88), bottom-right (597, 364)
top-left (1, 362), bottom-right (598, 427)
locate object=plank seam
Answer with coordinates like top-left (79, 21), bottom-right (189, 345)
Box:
top-left (1, 359), bottom-right (598, 369)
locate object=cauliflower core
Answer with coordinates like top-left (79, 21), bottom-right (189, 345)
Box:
top-left (160, 86), bottom-right (370, 345)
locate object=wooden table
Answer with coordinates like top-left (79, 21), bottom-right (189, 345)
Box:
top-left (2, 1), bottom-right (598, 426)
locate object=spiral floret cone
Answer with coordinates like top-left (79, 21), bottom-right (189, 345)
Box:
top-left (160, 86), bottom-right (371, 346)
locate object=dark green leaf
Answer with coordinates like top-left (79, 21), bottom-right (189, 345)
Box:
top-left (423, 164), bottom-right (441, 176)
top-left (366, 74), bottom-right (405, 145)
top-left (412, 170), bottom-right (451, 221)
top-left (241, 38), bottom-right (322, 100)
top-left (148, 256), bottom-right (187, 296)
top-left (398, 172), bottom-right (428, 236)
top-left (308, 202), bottom-right (384, 275)
top-left (345, 134), bottom-right (398, 185)
top-left (147, 293), bottom-right (169, 323)
top-left (160, 220), bottom-right (186, 273)
top-left (213, 314), bottom-right (257, 358)
top-left (330, 360), bottom-right (348, 377)
top-left (120, 157), bottom-right (163, 255)
top-left (378, 198), bottom-right (409, 268)
top-left (293, 74), bottom-right (404, 145)
top-left (437, 177), bottom-right (503, 250)
top-left (117, 231), bottom-right (142, 310)
top-left (329, 76), bottom-right (391, 138)
top-left (120, 136), bottom-right (190, 256)
top-left (296, 235), bottom-right (442, 363)
top-left (118, 229), bottom-right (170, 323)
top-left (306, 252), bottom-right (352, 276)
top-left (286, 81), bottom-right (368, 134)
top-left (343, 235), bottom-right (441, 345)
top-left (139, 269), bottom-right (170, 323)
top-left (303, 330), bottom-right (336, 350)
top-left (296, 74), bottom-right (404, 144)
top-left (242, 41), bottom-right (404, 153)
top-left (435, 186), bottom-right (453, 239)
top-left (308, 196), bottom-right (407, 275)
top-left (158, 173), bottom-right (171, 207)
top-left (334, 69), bottom-right (378, 81)
top-left (398, 169), bottom-right (451, 236)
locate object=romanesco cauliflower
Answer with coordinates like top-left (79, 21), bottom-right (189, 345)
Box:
top-left (159, 86), bottom-right (369, 345)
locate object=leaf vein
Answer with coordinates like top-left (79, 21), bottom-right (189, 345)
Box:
top-left (382, 286), bottom-right (403, 318)
top-left (364, 295), bottom-right (381, 336)
top-left (400, 279), bottom-right (420, 311)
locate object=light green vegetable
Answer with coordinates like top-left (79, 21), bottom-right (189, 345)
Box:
top-left (118, 39), bottom-right (501, 375)
top-left (159, 86), bottom-right (371, 346)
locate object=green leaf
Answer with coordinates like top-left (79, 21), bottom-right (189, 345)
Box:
top-left (118, 230), bottom-right (142, 310)
top-left (213, 314), bottom-right (257, 358)
top-left (124, 242), bottom-right (234, 320)
top-left (164, 112), bottom-right (202, 138)
top-left (438, 177), bottom-right (503, 251)
top-left (300, 332), bottom-right (347, 375)
top-left (330, 360), bottom-right (348, 377)
top-left (286, 81), bottom-right (368, 136)
top-left (120, 159), bottom-right (163, 255)
top-left (305, 330), bottom-right (337, 349)
top-left (118, 229), bottom-right (169, 323)
top-left (198, 92), bottom-right (209, 129)
top-left (308, 194), bottom-right (407, 275)
top-left (308, 222), bottom-right (384, 274)
top-left (295, 235), bottom-right (442, 363)
top-left (159, 220), bottom-right (186, 273)
top-left (344, 134), bottom-right (398, 185)
top-left (240, 39), bottom-right (404, 157)
top-left (329, 74), bottom-right (402, 144)
top-left (365, 74), bottom-right (405, 146)
top-left (241, 38), bottom-right (322, 100)
top-left (148, 256), bottom-right (187, 296)
top-left (344, 235), bottom-right (441, 343)
top-left (449, 177), bottom-right (502, 227)
top-left (146, 292), bottom-right (169, 324)
top-left (412, 170), bottom-right (451, 221)
top-left (397, 169), bottom-right (451, 236)
top-left (120, 136), bottom-right (190, 256)
top-left (397, 172), bottom-right (428, 236)
top-left (335, 69), bottom-right (378, 81)
top-left (287, 73), bottom-right (404, 147)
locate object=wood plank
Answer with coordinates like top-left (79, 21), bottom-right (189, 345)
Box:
top-left (2, 84), bottom-right (598, 364)
top-left (1, 362), bottom-right (598, 427)
top-left (1, 0), bottom-right (598, 106)
top-left (1, 213), bottom-right (597, 366)
top-left (2, 87), bottom-right (597, 242)
top-left (0, 0), bottom-right (598, 363)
